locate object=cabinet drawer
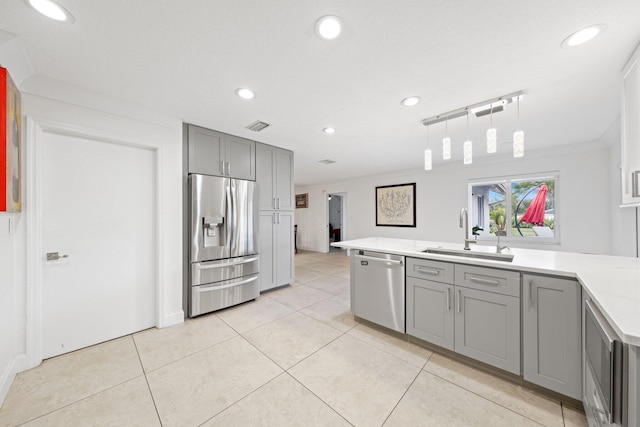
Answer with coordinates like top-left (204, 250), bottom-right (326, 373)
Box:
top-left (454, 264), bottom-right (520, 297)
top-left (407, 258), bottom-right (454, 284)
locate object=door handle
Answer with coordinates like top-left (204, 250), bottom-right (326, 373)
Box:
top-left (226, 162), bottom-right (231, 176)
top-left (456, 290), bottom-right (462, 312)
top-left (46, 252), bottom-right (69, 261)
top-left (529, 279), bottom-right (534, 308)
top-left (446, 287), bottom-right (451, 311)
top-left (468, 275), bottom-right (501, 286)
top-left (354, 254), bottom-right (403, 266)
top-left (415, 267), bottom-right (440, 275)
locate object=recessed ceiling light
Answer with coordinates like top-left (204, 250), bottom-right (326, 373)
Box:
top-left (26, 0), bottom-right (74, 22)
top-left (323, 127), bottom-right (336, 134)
top-left (235, 88), bottom-right (255, 99)
top-left (561, 24), bottom-right (606, 48)
top-left (315, 16), bottom-right (343, 40)
top-left (401, 96), bottom-right (421, 107)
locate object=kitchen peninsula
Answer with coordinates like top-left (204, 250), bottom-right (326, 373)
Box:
top-left (333, 237), bottom-right (640, 427)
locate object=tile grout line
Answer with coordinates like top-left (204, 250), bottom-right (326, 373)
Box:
top-left (380, 361), bottom-right (425, 427)
top-left (9, 335), bottom-right (148, 426)
top-left (420, 367), bottom-right (550, 427)
top-left (283, 371), bottom-right (355, 427)
top-left (131, 333), bottom-right (164, 427)
top-left (195, 373), bottom-right (288, 426)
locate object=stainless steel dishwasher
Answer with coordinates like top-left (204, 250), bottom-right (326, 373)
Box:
top-left (351, 250), bottom-right (406, 333)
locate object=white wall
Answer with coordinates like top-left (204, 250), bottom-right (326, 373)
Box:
top-left (296, 142), bottom-right (612, 255)
top-left (0, 71), bottom-right (184, 404)
top-left (0, 34), bottom-right (33, 406)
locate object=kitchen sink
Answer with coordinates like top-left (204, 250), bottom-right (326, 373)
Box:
top-left (422, 247), bottom-right (514, 262)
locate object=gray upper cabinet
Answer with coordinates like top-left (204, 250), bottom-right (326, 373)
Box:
top-left (256, 143), bottom-right (294, 211)
top-left (523, 274), bottom-right (582, 400)
top-left (187, 124), bottom-right (255, 180)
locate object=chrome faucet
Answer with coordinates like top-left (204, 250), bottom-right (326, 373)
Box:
top-left (496, 233), bottom-right (509, 253)
top-left (459, 208), bottom-right (476, 250)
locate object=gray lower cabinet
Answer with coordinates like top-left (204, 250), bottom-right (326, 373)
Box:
top-left (407, 277), bottom-right (454, 349)
top-left (258, 211), bottom-right (294, 291)
top-left (523, 274), bottom-right (582, 399)
top-left (454, 286), bottom-right (520, 375)
top-left (406, 259), bottom-right (521, 375)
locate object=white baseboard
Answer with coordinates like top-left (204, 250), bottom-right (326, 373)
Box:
top-left (158, 310), bottom-right (184, 328)
top-left (0, 353), bottom-right (32, 407)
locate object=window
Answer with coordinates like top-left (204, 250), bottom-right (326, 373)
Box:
top-left (469, 174), bottom-right (557, 242)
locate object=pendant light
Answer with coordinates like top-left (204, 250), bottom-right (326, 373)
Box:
top-left (463, 111), bottom-right (472, 165)
top-left (442, 118), bottom-right (451, 160)
top-left (486, 107), bottom-right (497, 153)
top-left (424, 149), bottom-right (432, 171)
top-left (513, 96), bottom-right (524, 158)
top-left (425, 125), bottom-right (433, 170)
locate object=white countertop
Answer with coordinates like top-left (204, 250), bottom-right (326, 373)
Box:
top-left (332, 237), bottom-right (640, 347)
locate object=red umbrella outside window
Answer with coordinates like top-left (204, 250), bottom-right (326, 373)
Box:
top-left (520, 184), bottom-right (548, 226)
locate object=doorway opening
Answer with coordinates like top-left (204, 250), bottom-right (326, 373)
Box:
top-left (327, 192), bottom-right (347, 252)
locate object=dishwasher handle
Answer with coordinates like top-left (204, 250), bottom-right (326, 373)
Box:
top-left (354, 254), bottom-right (404, 266)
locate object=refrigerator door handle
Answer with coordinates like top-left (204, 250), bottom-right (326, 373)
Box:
top-left (226, 184), bottom-right (234, 254)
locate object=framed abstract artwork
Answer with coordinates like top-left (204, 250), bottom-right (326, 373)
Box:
top-left (0, 67), bottom-right (21, 212)
top-left (295, 193), bottom-right (308, 208)
top-left (375, 183), bottom-right (416, 227)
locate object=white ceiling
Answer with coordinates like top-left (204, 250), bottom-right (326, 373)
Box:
top-left (1, 0), bottom-right (639, 186)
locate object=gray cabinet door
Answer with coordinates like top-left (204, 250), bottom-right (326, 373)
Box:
top-left (454, 287), bottom-right (521, 375)
top-left (406, 277), bottom-right (454, 350)
top-left (256, 144), bottom-right (276, 210)
top-left (188, 125), bottom-right (224, 176)
top-left (523, 274), bottom-right (582, 399)
top-left (274, 211), bottom-right (294, 286)
top-left (258, 211), bottom-right (294, 291)
top-left (256, 144), bottom-right (293, 210)
top-left (275, 149), bottom-right (294, 210)
top-left (258, 212), bottom-right (275, 291)
top-left (225, 135), bottom-right (255, 181)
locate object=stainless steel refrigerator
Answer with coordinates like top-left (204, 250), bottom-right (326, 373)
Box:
top-left (187, 174), bottom-right (259, 317)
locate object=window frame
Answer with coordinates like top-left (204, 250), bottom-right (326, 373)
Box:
top-left (467, 172), bottom-right (560, 245)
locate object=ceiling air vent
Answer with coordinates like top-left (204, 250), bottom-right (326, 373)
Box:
top-left (318, 159), bottom-right (336, 165)
top-left (246, 120), bottom-right (270, 132)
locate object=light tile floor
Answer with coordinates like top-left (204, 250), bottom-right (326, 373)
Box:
top-left (0, 250), bottom-right (588, 427)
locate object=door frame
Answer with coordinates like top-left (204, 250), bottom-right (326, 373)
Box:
top-left (24, 116), bottom-right (162, 367)
top-left (325, 191), bottom-right (348, 252)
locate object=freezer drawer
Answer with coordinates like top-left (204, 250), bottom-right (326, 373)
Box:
top-left (190, 274), bottom-right (259, 317)
top-left (351, 250), bottom-right (405, 333)
top-left (191, 256), bottom-right (259, 287)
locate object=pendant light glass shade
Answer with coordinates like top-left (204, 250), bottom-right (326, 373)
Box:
top-left (513, 96), bottom-right (524, 158)
top-left (463, 140), bottom-right (472, 165)
top-left (513, 131), bottom-right (524, 157)
top-left (486, 128), bottom-right (497, 153)
top-left (442, 137), bottom-right (451, 159)
top-left (424, 149), bottom-right (433, 170)
top-left (463, 112), bottom-right (472, 165)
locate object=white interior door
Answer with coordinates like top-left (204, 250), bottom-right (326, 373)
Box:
top-left (41, 131), bottom-right (156, 358)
